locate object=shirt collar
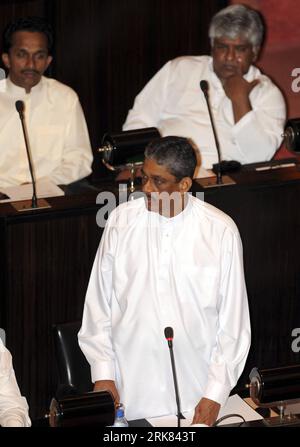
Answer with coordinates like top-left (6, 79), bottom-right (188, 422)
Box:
top-left (145, 192), bottom-right (193, 226)
top-left (6, 75), bottom-right (44, 97)
top-left (208, 57), bottom-right (224, 91)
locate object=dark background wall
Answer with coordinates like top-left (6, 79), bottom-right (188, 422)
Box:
top-left (0, 0), bottom-right (226, 178)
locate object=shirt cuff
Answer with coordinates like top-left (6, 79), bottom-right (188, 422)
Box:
top-left (90, 360), bottom-right (115, 383)
top-left (202, 380), bottom-right (232, 407)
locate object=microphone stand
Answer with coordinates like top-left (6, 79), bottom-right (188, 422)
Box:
top-left (14, 101), bottom-right (50, 212)
top-left (198, 80), bottom-right (235, 188)
top-left (18, 106), bottom-right (38, 208)
top-left (164, 327), bottom-right (184, 427)
top-left (201, 83), bottom-right (222, 185)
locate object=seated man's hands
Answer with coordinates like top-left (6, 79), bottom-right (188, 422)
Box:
top-left (223, 75), bottom-right (259, 104)
top-left (222, 63), bottom-right (259, 123)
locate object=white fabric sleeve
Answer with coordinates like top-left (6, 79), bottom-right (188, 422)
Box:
top-left (78, 218), bottom-right (117, 383)
top-left (0, 341), bottom-right (31, 427)
top-left (50, 95), bottom-right (93, 185)
top-left (203, 227), bottom-right (251, 407)
top-left (123, 60), bottom-right (172, 130)
top-left (232, 82), bottom-right (286, 163)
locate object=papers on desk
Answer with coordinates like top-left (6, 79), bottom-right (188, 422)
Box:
top-left (147, 394), bottom-right (263, 427)
top-left (0, 179), bottom-right (64, 203)
top-left (255, 162), bottom-right (296, 172)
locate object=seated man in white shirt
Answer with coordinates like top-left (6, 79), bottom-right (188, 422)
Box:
top-left (0, 16), bottom-right (93, 189)
top-left (0, 338), bottom-right (31, 427)
top-left (78, 136), bottom-right (251, 425)
top-left (123, 4), bottom-right (286, 174)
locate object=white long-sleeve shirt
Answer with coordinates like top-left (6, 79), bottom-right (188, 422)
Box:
top-left (0, 339), bottom-right (31, 427)
top-left (78, 195), bottom-right (251, 421)
top-left (123, 56), bottom-right (286, 171)
top-left (0, 76), bottom-right (93, 188)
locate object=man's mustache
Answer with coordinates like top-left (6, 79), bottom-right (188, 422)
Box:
top-left (21, 69), bottom-right (40, 75)
top-left (223, 64), bottom-right (238, 69)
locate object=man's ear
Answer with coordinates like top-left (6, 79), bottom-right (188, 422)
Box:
top-left (179, 177), bottom-right (192, 193)
top-left (2, 53), bottom-right (10, 69)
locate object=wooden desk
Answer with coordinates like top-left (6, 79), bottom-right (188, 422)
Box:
top-left (0, 181), bottom-right (117, 419)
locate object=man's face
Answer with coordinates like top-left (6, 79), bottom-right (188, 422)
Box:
top-left (141, 158), bottom-right (190, 217)
top-left (2, 31), bottom-right (52, 92)
top-left (212, 36), bottom-right (256, 83)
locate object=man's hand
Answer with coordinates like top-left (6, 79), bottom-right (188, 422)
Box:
top-left (223, 75), bottom-right (259, 103)
top-left (94, 380), bottom-right (120, 406)
top-left (192, 397), bottom-right (221, 426)
top-left (222, 63), bottom-right (260, 123)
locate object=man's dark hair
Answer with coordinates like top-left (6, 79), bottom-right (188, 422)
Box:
top-left (144, 136), bottom-right (197, 180)
top-left (3, 16), bottom-right (54, 54)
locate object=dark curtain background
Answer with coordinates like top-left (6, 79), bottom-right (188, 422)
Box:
top-left (0, 0), bottom-right (227, 178)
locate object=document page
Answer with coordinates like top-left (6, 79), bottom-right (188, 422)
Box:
top-left (147, 394), bottom-right (263, 427)
top-left (0, 179), bottom-right (64, 203)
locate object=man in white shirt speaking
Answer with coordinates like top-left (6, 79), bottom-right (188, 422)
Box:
top-left (78, 136), bottom-right (251, 426)
top-left (0, 17), bottom-right (93, 189)
top-left (123, 4), bottom-right (286, 174)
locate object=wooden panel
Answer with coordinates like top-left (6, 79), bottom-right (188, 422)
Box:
top-left (2, 201), bottom-right (103, 418)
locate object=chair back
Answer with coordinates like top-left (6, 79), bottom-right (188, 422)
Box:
top-left (52, 321), bottom-right (93, 398)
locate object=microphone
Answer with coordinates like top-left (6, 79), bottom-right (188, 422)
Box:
top-left (15, 101), bottom-right (50, 211)
top-left (200, 80), bottom-right (222, 184)
top-left (164, 327), bottom-right (183, 427)
top-left (15, 100), bottom-right (37, 208)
